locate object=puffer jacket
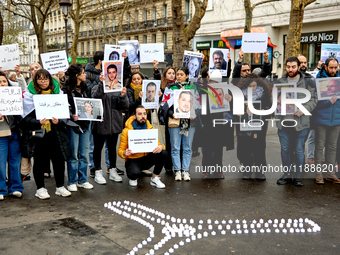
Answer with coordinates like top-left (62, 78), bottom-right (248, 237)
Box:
top-left (314, 98), bottom-right (340, 126)
top-left (316, 66), bottom-right (340, 78)
top-left (118, 116), bottom-right (164, 160)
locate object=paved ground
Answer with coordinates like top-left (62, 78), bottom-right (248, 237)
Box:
top-left (1, 132), bottom-right (340, 255)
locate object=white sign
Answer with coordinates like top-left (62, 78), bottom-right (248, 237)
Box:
top-left (142, 80), bottom-right (161, 109)
top-left (0, 43), bottom-right (20, 71)
top-left (104, 45), bottom-right (124, 61)
top-left (0, 87), bottom-right (23, 115)
top-left (241, 33), bottom-right (268, 53)
top-left (306, 71), bottom-right (318, 78)
top-left (128, 129), bottom-right (158, 153)
top-left (74, 98), bottom-right (104, 121)
top-left (40, 50), bottom-right (69, 75)
top-left (174, 89), bottom-right (196, 119)
top-left (118, 40), bottom-right (140, 65)
top-left (140, 43), bottom-right (164, 63)
top-left (321, 43), bottom-right (340, 63)
top-left (33, 94), bottom-right (69, 120)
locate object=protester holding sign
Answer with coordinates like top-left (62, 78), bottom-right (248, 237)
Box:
top-left (21, 69), bottom-right (71, 199)
top-left (62, 64), bottom-right (94, 192)
top-left (118, 106), bottom-right (167, 188)
top-left (0, 71), bottom-right (24, 200)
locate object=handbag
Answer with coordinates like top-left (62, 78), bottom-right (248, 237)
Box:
top-left (168, 117), bottom-right (180, 128)
top-left (28, 129), bottom-right (45, 140)
top-left (157, 108), bottom-right (166, 125)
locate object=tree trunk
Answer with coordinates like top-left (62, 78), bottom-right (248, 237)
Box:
top-left (172, 0), bottom-right (185, 68)
top-left (284, 0), bottom-right (316, 64)
top-left (0, 10), bottom-right (3, 45)
top-left (243, 0), bottom-right (252, 65)
top-left (71, 20), bottom-right (80, 64)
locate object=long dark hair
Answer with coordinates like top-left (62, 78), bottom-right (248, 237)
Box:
top-left (161, 66), bottom-right (176, 90)
top-left (236, 73), bottom-right (272, 96)
top-left (176, 66), bottom-right (189, 82)
top-left (126, 71), bottom-right (145, 88)
top-left (0, 71), bottom-right (10, 86)
top-left (33, 69), bottom-right (54, 94)
top-left (65, 63), bottom-right (86, 91)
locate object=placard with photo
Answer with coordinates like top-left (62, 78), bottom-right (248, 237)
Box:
top-left (174, 89), bottom-right (195, 119)
top-left (74, 98), bottom-right (103, 121)
top-left (104, 45), bottom-right (124, 61)
top-left (118, 40), bottom-right (140, 65)
top-left (315, 77), bottom-right (340, 100)
top-left (208, 85), bottom-right (230, 113)
top-left (182, 51), bottom-right (203, 80)
top-left (209, 48), bottom-right (229, 76)
top-left (102, 61), bottom-right (123, 93)
top-left (239, 101), bottom-right (262, 131)
top-left (142, 80), bottom-right (161, 109)
top-left (274, 83), bottom-right (297, 115)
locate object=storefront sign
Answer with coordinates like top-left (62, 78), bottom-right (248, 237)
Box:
top-left (284, 31), bottom-right (338, 44)
top-left (221, 27), bottom-right (266, 38)
top-left (196, 41), bottom-right (211, 49)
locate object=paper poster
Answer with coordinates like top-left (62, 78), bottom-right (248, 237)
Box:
top-left (209, 48), bottom-right (229, 76)
top-left (128, 129), bottom-right (158, 153)
top-left (102, 61), bottom-right (123, 93)
top-left (239, 101), bottom-right (262, 131)
top-left (241, 33), bottom-right (268, 53)
top-left (140, 43), bottom-right (164, 63)
top-left (183, 51), bottom-right (203, 80)
top-left (174, 89), bottom-right (195, 119)
top-left (33, 94), bottom-right (69, 120)
top-left (40, 50), bottom-right (69, 75)
top-left (321, 44), bottom-right (340, 63)
top-left (315, 77), bottom-right (340, 101)
top-left (142, 80), bottom-right (160, 109)
top-left (274, 83), bottom-right (297, 115)
top-left (208, 85), bottom-right (230, 113)
top-left (0, 43), bottom-right (20, 71)
top-left (306, 71), bottom-right (318, 78)
top-left (104, 45), bottom-right (124, 61)
top-left (74, 98), bottom-right (103, 121)
top-left (118, 40), bottom-right (140, 65)
top-left (0, 87), bottom-right (23, 115)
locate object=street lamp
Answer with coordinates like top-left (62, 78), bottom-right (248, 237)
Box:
top-left (59, 0), bottom-right (72, 60)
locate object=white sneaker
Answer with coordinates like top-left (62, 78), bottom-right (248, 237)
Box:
top-left (55, 186), bottom-right (71, 197)
top-left (0, 194), bottom-right (4, 201)
top-left (175, 171), bottom-right (182, 181)
top-left (129, 179), bottom-right (138, 187)
top-left (150, 176), bottom-right (165, 189)
top-left (35, 188), bottom-right (50, 199)
top-left (94, 170), bottom-right (107, 184)
top-left (77, 182), bottom-right (94, 189)
top-left (67, 184), bottom-right (77, 192)
top-left (11, 191), bottom-right (22, 198)
top-left (109, 168), bottom-right (123, 182)
top-left (182, 171), bottom-right (191, 181)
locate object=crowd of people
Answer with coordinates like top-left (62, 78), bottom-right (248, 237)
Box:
top-left (1, 48), bottom-right (340, 201)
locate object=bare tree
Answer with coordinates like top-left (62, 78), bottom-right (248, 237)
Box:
top-left (1, 0), bottom-right (58, 63)
top-left (284, 0), bottom-right (316, 63)
top-left (172, 0), bottom-right (208, 68)
top-left (0, 10), bottom-right (3, 44)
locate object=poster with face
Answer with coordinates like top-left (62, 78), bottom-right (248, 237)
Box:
top-left (118, 40), bottom-right (140, 65)
top-left (102, 61), bottom-right (123, 93)
top-left (209, 48), bottom-right (229, 76)
top-left (208, 85), bottom-right (230, 113)
top-left (274, 84), bottom-right (297, 115)
top-left (239, 101), bottom-right (262, 131)
top-left (104, 45), bottom-right (124, 61)
top-left (182, 51), bottom-right (203, 80)
top-left (74, 98), bottom-right (103, 121)
top-left (316, 77), bottom-right (340, 100)
top-left (142, 80), bottom-right (161, 109)
top-left (174, 89), bottom-right (195, 119)
top-left (321, 44), bottom-right (340, 63)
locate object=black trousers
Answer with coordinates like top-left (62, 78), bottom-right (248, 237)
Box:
top-left (125, 151), bottom-right (167, 180)
top-left (164, 124), bottom-right (172, 169)
top-left (33, 131), bottom-right (65, 189)
top-left (93, 133), bottom-right (119, 170)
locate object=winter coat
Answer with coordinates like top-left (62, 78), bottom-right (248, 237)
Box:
top-left (85, 62), bottom-right (102, 96)
top-left (118, 116), bottom-right (164, 160)
top-left (316, 66), bottom-right (340, 78)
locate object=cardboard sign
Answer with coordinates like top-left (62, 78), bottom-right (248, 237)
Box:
top-left (40, 50), bottom-right (69, 75)
top-left (0, 87), bottom-right (23, 115)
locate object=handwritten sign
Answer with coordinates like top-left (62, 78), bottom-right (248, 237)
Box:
top-left (40, 50), bottom-right (69, 75)
top-left (128, 129), bottom-right (158, 153)
top-left (104, 45), bottom-right (124, 61)
top-left (0, 87), bottom-right (23, 115)
top-left (241, 33), bottom-right (268, 53)
top-left (321, 43), bottom-right (340, 62)
top-left (33, 94), bottom-right (69, 120)
top-left (0, 43), bottom-right (20, 71)
top-left (140, 43), bottom-right (164, 63)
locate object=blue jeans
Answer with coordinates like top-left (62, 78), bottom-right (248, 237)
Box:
top-left (88, 132), bottom-right (110, 169)
top-left (0, 132), bottom-right (24, 196)
top-left (67, 127), bottom-right (90, 185)
top-left (278, 127), bottom-right (308, 176)
top-left (169, 127), bottom-right (195, 171)
top-left (306, 129), bottom-right (315, 159)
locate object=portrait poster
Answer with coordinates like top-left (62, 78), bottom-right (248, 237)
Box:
top-left (128, 129), bottom-right (158, 153)
top-left (174, 89), bottom-right (195, 119)
top-left (33, 94), bottom-right (69, 120)
top-left (239, 101), bottom-right (262, 131)
top-left (209, 48), bottom-right (229, 76)
top-left (104, 45), bottom-right (124, 61)
top-left (118, 40), bottom-right (140, 65)
top-left (208, 85), bottom-right (230, 113)
top-left (274, 83), bottom-right (297, 115)
top-left (321, 44), bottom-right (340, 63)
top-left (142, 80), bottom-right (161, 110)
top-left (182, 50), bottom-right (203, 80)
top-left (102, 61), bottom-right (123, 93)
top-left (74, 98), bottom-right (103, 122)
top-left (315, 77), bottom-right (340, 101)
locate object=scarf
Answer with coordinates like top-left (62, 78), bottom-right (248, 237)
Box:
top-left (40, 89), bottom-right (52, 133)
top-left (132, 120), bottom-right (147, 130)
top-left (130, 82), bottom-right (143, 100)
top-left (242, 86), bottom-right (264, 101)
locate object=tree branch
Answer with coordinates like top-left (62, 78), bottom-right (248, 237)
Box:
top-left (304, 0), bottom-right (317, 7)
top-left (252, 0), bottom-right (282, 10)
